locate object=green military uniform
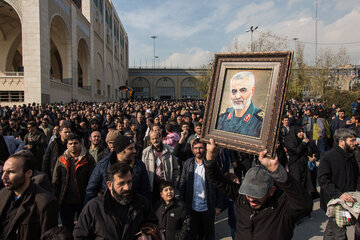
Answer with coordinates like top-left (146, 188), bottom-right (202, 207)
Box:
top-left (216, 101), bottom-right (264, 137)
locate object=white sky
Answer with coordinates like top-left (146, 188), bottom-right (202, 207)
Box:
top-left (113, 0), bottom-right (360, 68)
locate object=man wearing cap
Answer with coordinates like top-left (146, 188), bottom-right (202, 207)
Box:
top-left (204, 139), bottom-right (312, 240)
top-left (85, 135), bottom-right (151, 203)
top-left (216, 72), bottom-right (264, 137)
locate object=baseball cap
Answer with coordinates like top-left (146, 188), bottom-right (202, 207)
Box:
top-left (238, 166), bottom-right (274, 199)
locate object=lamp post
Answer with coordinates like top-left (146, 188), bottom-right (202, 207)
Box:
top-left (151, 36), bottom-right (157, 68)
top-left (293, 38), bottom-right (298, 61)
top-left (246, 26), bottom-right (258, 52)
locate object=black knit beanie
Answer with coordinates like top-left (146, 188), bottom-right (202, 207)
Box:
top-left (114, 135), bottom-right (134, 153)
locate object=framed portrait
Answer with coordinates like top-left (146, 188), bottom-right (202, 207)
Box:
top-left (201, 51), bottom-right (293, 157)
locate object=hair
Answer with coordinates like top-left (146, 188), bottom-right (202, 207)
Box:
top-left (8, 150), bottom-right (36, 175)
top-left (165, 122), bottom-right (173, 132)
top-left (194, 122), bottom-right (202, 128)
top-left (41, 226), bottom-right (73, 240)
top-left (230, 71), bottom-right (255, 89)
top-left (27, 121), bottom-right (37, 127)
top-left (106, 162), bottom-right (132, 182)
top-left (159, 180), bottom-right (174, 192)
top-left (151, 124), bottom-right (162, 130)
top-left (181, 122), bottom-right (189, 128)
top-left (59, 121), bottom-right (71, 131)
top-left (333, 128), bottom-right (357, 145)
top-left (66, 133), bottom-right (82, 143)
top-left (191, 138), bottom-right (205, 149)
top-left (339, 109), bottom-right (345, 113)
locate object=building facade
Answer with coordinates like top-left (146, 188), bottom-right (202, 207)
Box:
top-left (0, 0), bottom-right (129, 106)
top-left (129, 68), bottom-right (203, 99)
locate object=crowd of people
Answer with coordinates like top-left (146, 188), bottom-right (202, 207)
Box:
top-left (0, 98), bottom-right (359, 240)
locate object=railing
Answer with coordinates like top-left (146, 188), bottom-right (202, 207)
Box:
top-left (4, 72), bottom-right (24, 76)
top-left (50, 77), bottom-right (73, 85)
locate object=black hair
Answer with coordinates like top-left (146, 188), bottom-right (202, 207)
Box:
top-left (66, 133), bottom-right (82, 143)
top-left (159, 180), bottom-right (174, 192)
top-left (106, 162), bottom-right (132, 182)
top-left (9, 150), bottom-right (36, 175)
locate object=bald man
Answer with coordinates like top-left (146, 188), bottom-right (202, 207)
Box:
top-left (217, 71), bottom-right (264, 137)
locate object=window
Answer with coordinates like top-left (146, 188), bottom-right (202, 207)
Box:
top-left (0, 91), bottom-right (24, 102)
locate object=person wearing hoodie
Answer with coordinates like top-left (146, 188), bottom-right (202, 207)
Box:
top-left (52, 133), bottom-right (95, 232)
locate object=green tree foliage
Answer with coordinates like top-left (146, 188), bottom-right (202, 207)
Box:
top-left (288, 42), bottom-right (308, 100)
top-left (191, 61), bottom-right (213, 100)
top-left (322, 89), bottom-right (360, 115)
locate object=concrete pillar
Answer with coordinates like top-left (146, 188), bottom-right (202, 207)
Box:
top-left (22, 0), bottom-right (50, 104)
top-left (71, 4), bottom-right (78, 101)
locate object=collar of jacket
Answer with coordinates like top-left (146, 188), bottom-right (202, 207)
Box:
top-left (59, 146), bottom-right (89, 171)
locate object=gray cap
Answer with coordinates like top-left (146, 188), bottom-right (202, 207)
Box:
top-left (238, 166), bottom-right (274, 199)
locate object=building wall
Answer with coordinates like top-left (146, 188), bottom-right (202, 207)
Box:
top-left (129, 68), bottom-right (203, 99)
top-left (0, 0), bottom-right (129, 106)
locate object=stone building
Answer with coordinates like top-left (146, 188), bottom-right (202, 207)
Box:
top-left (0, 0), bottom-right (129, 106)
top-left (129, 68), bottom-right (203, 99)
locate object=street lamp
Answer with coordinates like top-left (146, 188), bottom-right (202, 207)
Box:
top-left (151, 35), bottom-right (157, 68)
top-left (246, 26), bottom-right (258, 52)
top-left (293, 38), bottom-right (299, 61)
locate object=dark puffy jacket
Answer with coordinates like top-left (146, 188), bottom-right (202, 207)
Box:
top-left (204, 159), bottom-right (312, 240)
top-left (155, 198), bottom-right (190, 240)
top-left (74, 190), bottom-right (157, 240)
top-left (42, 138), bottom-right (67, 181)
top-left (84, 151), bottom-right (151, 203)
top-left (318, 145), bottom-right (360, 211)
top-left (52, 149), bottom-right (95, 205)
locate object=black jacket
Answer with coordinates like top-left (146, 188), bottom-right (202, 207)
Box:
top-left (154, 199), bottom-right (190, 240)
top-left (42, 138), bottom-right (67, 181)
top-left (204, 159), bottom-right (312, 240)
top-left (318, 145), bottom-right (360, 211)
top-left (73, 190), bottom-right (157, 240)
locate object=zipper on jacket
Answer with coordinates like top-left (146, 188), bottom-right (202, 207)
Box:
top-left (250, 212), bottom-right (257, 232)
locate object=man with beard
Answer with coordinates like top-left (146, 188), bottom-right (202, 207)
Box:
top-left (88, 130), bottom-right (106, 163)
top-left (0, 151), bottom-right (58, 239)
top-left (74, 162), bottom-right (157, 239)
top-left (142, 131), bottom-right (179, 202)
top-left (318, 128), bottom-right (360, 239)
top-left (217, 71), bottom-right (263, 137)
top-left (203, 139), bottom-right (312, 240)
top-left (179, 138), bottom-right (222, 240)
top-left (85, 135), bottom-right (151, 203)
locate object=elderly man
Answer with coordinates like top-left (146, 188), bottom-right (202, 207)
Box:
top-left (0, 151), bottom-right (58, 239)
top-left (142, 131), bottom-right (179, 202)
top-left (217, 71), bottom-right (264, 137)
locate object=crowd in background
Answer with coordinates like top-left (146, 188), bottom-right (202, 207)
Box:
top-left (0, 98), bottom-right (360, 239)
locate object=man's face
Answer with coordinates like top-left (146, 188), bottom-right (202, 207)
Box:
top-left (116, 122), bottom-right (124, 131)
top-left (2, 157), bottom-right (29, 191)
top-left (282, 118), bottom-right (289, 127)
top-left (118, 143), bottom-right (137, 162)
top-left (150, 132), bottom-right (161, 148)
top-left (152, 126), bottom-right (162, 136)
top-left (230, 78), bottom-right (255, 110)
top-left (42, 120), bottom-right (48, 127)
top-left (90, 122), bottom-right (99, 130)
top-left (194, 126), bottom-right (201, 136)
top-left (181, 124), bottom-right (189, 132)
top-left (246, 192), bottom-right (270, 210)
top-left (27, 125), bottom-right (36, 134)
top-left (108, 172), bottom-right (133, 205)
top-left (342, 137), bottom-right (356, 153)
top-left (90, 131), bottom-right (101, 146)
top-left (305, 110), bottom-right (311, 116)
top-left (67, 139), bottom-right (82, 155)
top-left (339, 112), bottom-right (345, 119)
top-left (160, 186), bottom-right (174, 203)
top-left (192, 143), bottom-right (206, 159)
top-left (60, 128), bottom-right (71, 141)
top-left (176, 116), bottom-right (182, 125)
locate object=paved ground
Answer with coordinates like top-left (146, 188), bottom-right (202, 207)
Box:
top-left (214, 199), bottom-right (355, 240)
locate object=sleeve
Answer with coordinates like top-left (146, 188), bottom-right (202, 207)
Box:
top-left (178, 162), bottom-right (187, 202)
top-left (318, 156), bottom-right (343, 199)
top-left (73, 202), bottom-right (96, 239)
top-left (203, 159), bottom-right (240, 201)
top-left (13, 138), bottom-right (24, 153)
top-left (42, 143), bottom-right (53, 180)
top-left (40, 198), bottom-right (59, 236)
top-left (177, 203), bottom-right (191, 240)
top-left (171, 153), bottom-right (180, 185)
top-left (139, 165), bottom-right (152, 201)
top-left (51, 160), bottom-right (62, 200)
top-left (84, 164), bottom-right (103, 204)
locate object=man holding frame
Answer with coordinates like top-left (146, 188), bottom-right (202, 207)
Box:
top-left (203, 139), bottom-right (312, 240)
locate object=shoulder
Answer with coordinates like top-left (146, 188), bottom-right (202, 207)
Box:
top-left (253, 108), bottom-right (264, 122)
top-left (33, 184), bottom-right (58, 206)
top-left (143, 145), bottom-right (152, 153)
top-left (218, 108), bottom-right (233, 119)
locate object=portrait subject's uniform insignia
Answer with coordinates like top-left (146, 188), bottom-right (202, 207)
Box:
top-left (227, 112), bottom-right (232, 120)
top-left (244, 114), bottom-right (251, 122)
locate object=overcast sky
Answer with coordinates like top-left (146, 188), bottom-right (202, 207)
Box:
top-left (113, 0), bottom-right (360, 68)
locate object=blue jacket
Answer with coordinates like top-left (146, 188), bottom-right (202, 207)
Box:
top-left (3, 135), bottom-right (24, 154)
top-left (84, 151), bottom-right (151, 204)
